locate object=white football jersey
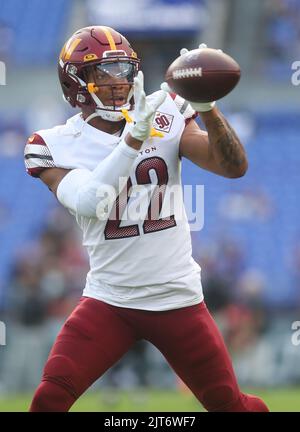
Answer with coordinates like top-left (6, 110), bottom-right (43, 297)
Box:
top-left (24, 93), bottom-right (204, 310)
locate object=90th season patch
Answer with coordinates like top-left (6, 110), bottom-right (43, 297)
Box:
top-left (153, 112), bottom-right (174, 133)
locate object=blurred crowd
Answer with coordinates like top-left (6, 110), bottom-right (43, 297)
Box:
top-left (264, 0), bottom-right (300, 78)
top-left (0, 208), bottom-right (88, 393)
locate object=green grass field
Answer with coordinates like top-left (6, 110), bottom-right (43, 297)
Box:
top-left (0, 387), bottom-right (299, 412)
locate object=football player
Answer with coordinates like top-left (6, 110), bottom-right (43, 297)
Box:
top-left (25, 26), bottom-right (268, 412)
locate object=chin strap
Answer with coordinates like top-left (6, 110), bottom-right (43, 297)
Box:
top-left (121, 108), bottom-right (133, 123)
top-left (121, 109), bottom-right (164, 138)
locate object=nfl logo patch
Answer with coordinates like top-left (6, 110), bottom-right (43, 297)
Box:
top-left (153, 112), bottom-right (174, 133)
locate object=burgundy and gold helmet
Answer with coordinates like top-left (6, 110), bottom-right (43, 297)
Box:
top-left (58, 26), bottom-right (140, 121)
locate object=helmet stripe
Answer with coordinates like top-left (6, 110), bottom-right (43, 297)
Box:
top-left (64, 38), bottom-right (82, 60)
top-left (101, 26), bottom-right (117, 50)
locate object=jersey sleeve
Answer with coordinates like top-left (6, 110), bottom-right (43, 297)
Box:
top-left (24, 133), bottom-right (56, 178)
top-left (170, 93), bottom-right (198, 125)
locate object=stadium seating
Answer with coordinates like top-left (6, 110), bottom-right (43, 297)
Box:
top-left (0, 0), bottom-right (71, 65)
top-left (0, 156), bottom-right (55, 305)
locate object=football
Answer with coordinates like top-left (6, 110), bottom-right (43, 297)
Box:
top-left (165, 48), bottom-right (241, 103)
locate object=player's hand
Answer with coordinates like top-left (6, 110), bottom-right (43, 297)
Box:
top-left (161, 43), bottom-right (216, 113)
top-left (179, 42), bottom-right (222, 56)
top-left (131, 71), bottom-right (167, 142)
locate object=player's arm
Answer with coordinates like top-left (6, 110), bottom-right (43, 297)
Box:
top-left (24, 130), bottom-right (143, 217)
top-left (39, 168), bottom-right (71, 195)
top-left (36, 134), bottom-right (142, 219)
top-left (38, 131), bottom-right (143, 197)
top-left (179, 106), bottom-right (248, 178)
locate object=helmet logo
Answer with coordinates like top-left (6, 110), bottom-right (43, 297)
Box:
top-left (131, 52), bottom-right (138, 59)
top-left (84, 53), bottom-right (98, 62)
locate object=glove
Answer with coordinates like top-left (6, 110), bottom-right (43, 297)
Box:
top-left (161, 43), bottom-right (218, 113)
top-left (131, 71), bottom-right (167, 142)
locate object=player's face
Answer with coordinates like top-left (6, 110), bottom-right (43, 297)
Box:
top-left (85, 62), bottom-right (135, 107)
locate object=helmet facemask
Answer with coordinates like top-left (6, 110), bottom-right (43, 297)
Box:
top-left (81, 58), bottom-right (138, 122)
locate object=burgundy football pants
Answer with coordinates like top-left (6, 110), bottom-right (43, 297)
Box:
top-left (30, 297), bottom-right (269, 412)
